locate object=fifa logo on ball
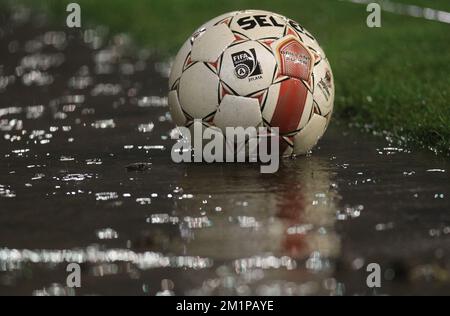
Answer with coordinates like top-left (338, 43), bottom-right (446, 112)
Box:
top-left (232, 49), bottom-right (262, 80)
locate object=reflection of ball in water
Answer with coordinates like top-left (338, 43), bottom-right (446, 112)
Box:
top-left (169, 10), bottom-right (334, 156)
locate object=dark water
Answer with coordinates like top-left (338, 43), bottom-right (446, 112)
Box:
top-left (0, 6), bottom-right (449, 296)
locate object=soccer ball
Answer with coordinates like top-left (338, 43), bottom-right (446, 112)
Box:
top-left (168, 10), bottom-right (334, 156)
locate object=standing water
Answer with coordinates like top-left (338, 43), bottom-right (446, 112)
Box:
top-left (0, 6), bottom-right (449, 295)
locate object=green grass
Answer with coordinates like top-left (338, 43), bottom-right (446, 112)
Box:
top-left (392, 0), bottom-right (450, 12)
top-left (12, 0), bottom-right (450, 155)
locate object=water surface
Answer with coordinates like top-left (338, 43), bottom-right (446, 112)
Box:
top-left (0, 6), bottom-right (449, 296)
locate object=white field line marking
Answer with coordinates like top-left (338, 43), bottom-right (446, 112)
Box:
top-left (342, 0), bottom-right (450, 24)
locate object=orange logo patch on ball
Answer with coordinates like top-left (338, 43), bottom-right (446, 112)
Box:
top-left (275, 37), bottom-right (314, 81)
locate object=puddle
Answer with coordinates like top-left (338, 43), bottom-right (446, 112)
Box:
top-left (0, 5), bottom-right (449, 296)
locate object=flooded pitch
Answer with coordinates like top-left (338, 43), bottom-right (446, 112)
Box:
top-left (0, 6), bottom-right (449, 296)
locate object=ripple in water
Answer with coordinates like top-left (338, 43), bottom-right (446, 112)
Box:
top-left (234, 255), bottom-right (297, 273)
top-left (137, 96), bottom-right (168, 107)
top-left (0, 184), bottom-right (16, 198)
top-left (0, 246), bottom-right (213, 271)
top-left (147, 214), bottom-right (179, 225)
top-left (336, 205), bottom-right (364, 220)
top-left (95, 192), bottom-right (119, 201)
top-left (86, 158), bottom-right (102, 165)
top-left (96, 228), bottom-right (119, 240)
top-left (91, 119), bottom-right (116, 129)
top-left (33, 284), bottom-right (75, 297)
top-left (138, 122), bottom-right (154, 133)
top-left (56, 174), bottom-right (95, 182)
top-left (183, 216), bottom-right (213, 229)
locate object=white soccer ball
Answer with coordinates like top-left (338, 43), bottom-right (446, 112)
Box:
top-left (168, 10), bottom-right (334, 156)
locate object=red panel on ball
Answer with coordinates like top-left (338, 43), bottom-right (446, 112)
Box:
top-left (270, 79), bottom-right (308, 134)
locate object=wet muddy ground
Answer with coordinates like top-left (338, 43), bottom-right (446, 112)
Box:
top-left (0, 6), bottom-right (449, 296)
